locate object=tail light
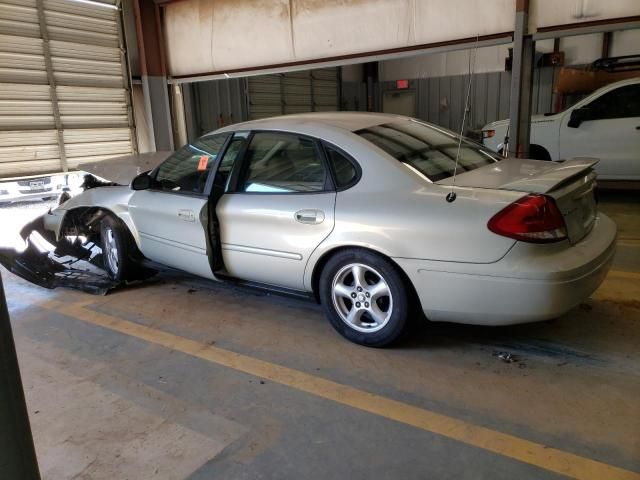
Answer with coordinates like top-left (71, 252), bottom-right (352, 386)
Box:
top-left (488, 194), bottom-right (567, 243)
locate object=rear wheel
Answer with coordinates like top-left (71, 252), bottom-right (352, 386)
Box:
top-left (529, 144), bottom-right (551, 161)
top-left (100, 215), bottom-right (139, 282)
top-left (319, 249), bottom-right (410, 347)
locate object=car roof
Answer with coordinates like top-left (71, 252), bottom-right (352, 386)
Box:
top-left (215, 112), bottom-right (408, 135)
top-left (589, 76), bottom-right (640, 95)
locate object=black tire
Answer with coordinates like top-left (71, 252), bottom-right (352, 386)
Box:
top-left (529, 144), bottom-right (552, 161)
top-left (319, 248), bottom-right (411, 347)
top-left (100, 215), bottom-right (140, 282)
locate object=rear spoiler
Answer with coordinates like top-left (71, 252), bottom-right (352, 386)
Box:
top-left (500, 157), bottom-right (599, 194)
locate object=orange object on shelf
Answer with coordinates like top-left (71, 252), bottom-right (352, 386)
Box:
top-left (555, 67), bottom-right (639, 94)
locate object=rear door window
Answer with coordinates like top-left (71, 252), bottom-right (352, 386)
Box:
top-left (325, 146), bottom-right (359, 188)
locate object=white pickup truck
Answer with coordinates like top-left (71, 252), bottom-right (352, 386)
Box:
top-left (482, 78), bottom-right (640, 181)
top-left (0, 173), bottom-right (84, 205)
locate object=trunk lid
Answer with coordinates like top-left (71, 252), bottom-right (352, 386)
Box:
top-left (436, 157), bottom-right (597, 193)
top-left (437, 157), bottom-right (599, 243)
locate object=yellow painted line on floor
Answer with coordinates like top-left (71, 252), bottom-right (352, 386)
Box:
top-left (37, 298), bottom-right (640, 480)
top-left (618, 240), bottom-right (640, 248)
top-left (608, 270), bottom-right (640, 281)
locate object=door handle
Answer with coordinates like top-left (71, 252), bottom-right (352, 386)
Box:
top-left (178, 209), bottom-right (195, 222)
top-left (295, 209), bottom-right (325, 225)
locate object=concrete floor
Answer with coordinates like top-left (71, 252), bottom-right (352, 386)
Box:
top-left (1, 190), bottom-right (639, 479)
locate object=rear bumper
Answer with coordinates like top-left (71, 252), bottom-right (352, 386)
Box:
top-left (395, 213), bottom-right (617, 325)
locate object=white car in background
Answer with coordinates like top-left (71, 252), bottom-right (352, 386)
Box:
top-left (482, 78), bottom-right (640, 181)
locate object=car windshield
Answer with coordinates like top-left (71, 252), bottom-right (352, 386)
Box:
top-left (356, 120), bottom-right (501, 182)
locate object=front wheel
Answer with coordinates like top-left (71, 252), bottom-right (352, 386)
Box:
top-left (100, 215), bottom-right (139, 282)
top-left (319, 249), bottom-right (411, 347)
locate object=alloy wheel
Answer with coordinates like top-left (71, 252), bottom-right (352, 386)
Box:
top-left (103, 227), bottom-right (119, 275)
top-left (331, 263), bottom-right (393, 333)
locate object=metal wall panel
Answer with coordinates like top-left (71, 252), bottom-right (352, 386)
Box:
top-left (0, 1), bottom-right (39, 39)
top-left (65, 144), bottom-right (132, 168)
top-left (379, 67), bottom-right (557, 135)
top-left (340, 81), bottom-right (366, 111)
top-left (248, 68), bottom-right (339, 120)
top-left (248, 75), bottom-right (282, 120)
top-left (0, 129), bottom-right (59, 176)
top-left (283, 75), bottom-right (312, 112)
top-left (312, 68), bottom-right (338, 111)
top-left (64, 127), bottom-right (132, 170)
top-left (0, 0), bottom-right (134, 179)
top-left (188, 77), bottom-right (248, 138)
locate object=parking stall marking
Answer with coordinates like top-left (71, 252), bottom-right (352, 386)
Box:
top-left (608, 270), bottom-right (640, 281)
top-left (32, 297), bottom-right (640, 480)
top-left (617, 239), bottom-right (640, 248)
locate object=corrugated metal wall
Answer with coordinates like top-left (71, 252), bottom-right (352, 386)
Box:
top-left (187, 66), bottom-right (563, 141)
top-left (248, 68), bottom-right (340, 120)
top-left (0, 0), bottom-right (135, 179)
top-left (186, 77), bottom-right (248, 139)
top-left (343, 66), bottom-right (559, 132)
top-left (412, 71), bottom-right (513, 132)
top-left (184, 68), bottom-right (340, 141)
top-left (341, 81), bottom-right (367, 112)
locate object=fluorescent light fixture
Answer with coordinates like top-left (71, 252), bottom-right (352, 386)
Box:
top-left (65, 0), bottom-right (119, 10)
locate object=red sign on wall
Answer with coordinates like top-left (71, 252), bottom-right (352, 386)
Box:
top-left (396, 79), bottom-right (409, 89)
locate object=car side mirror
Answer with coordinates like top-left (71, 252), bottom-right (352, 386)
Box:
top-left (131, 171), bottom-right (153, 191)
top-left (567, 107), bottom-right (594, 128)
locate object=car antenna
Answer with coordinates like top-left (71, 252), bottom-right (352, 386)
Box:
top-left (446, 34), bottom-right (479, 204)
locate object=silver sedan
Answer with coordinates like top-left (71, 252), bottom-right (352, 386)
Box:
top-left (29, 113), bottom-right (617, 346)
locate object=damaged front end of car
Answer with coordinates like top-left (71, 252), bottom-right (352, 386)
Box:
top-left (0, 174), bottom-right (155, 295)
top-left (0, 213), bottom-right (120, 294)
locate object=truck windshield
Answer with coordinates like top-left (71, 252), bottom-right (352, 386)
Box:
top-left (356, 120), bottom-right (501, 182)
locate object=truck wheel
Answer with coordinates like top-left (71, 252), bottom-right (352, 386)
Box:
top-left (530, 144), bottom-right (551, 161)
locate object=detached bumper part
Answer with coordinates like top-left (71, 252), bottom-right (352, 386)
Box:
top-left (0, 239), bottom-right (119, 295)
top-left (0, 214), bottom-right (119, 295)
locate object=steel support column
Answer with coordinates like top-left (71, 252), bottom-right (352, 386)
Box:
top-left (35, 0), bottom-right (68, 173)
top-left (132, 0), bottom-right (174, 151)
top-left (0, 275), bottom-right (40, 480)
top-left (508, 0), bottom-right (535, 158)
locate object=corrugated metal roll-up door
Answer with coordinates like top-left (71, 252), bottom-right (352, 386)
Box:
top-left (283, 71), bottom-right (312, 115)
top-left (0, 0), bottom-right (135, 179)
top-left (248, 68), bottom-right (339, 120)
top-left (312, 68), bottom-right (339, 112)
top-left (247, 74), bottom-right (282, 120)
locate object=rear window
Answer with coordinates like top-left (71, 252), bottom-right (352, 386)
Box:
top-left (356, 120), bottom-right (501, 182)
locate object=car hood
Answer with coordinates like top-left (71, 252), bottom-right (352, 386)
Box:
top-left (79, 151), bottom-right (172, 185)
top-left (437, 157), bottom-right (599, 194)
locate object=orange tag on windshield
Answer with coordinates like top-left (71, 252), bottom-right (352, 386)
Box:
top-left (197, 155), bottom-right (209, 172)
